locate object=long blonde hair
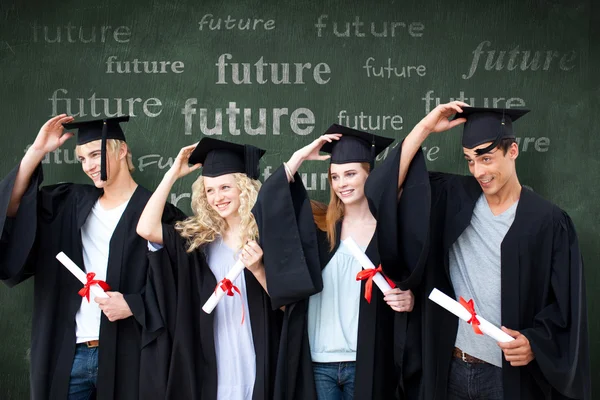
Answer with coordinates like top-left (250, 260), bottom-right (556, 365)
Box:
top-left (175, 173), bottom-right (261, 253)
top-left (312, 162), bottom-right (370, 252)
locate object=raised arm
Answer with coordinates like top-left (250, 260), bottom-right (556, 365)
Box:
top-left (136, 143), bottom-right (201, 244)
top-left (283, 133), bottom-right (341, 181)
top-left (8, 114), bottom-right (74, 216)
top-left (397, 101), bottom-right (469, 192)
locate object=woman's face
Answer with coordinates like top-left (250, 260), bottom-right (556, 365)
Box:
top-left (204, 173), bottom-right (241, 220)
top-left (329, 162), bottom-right (369, 205)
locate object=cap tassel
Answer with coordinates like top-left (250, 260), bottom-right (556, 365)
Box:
top-left (100, 120), bottom-right (108, 181)
top-left (369, 135), bottom-right (376, 170)
top-left (475, 114), bottom-right (505, 156)
top-left (244, 144), bottom-right (260, 180)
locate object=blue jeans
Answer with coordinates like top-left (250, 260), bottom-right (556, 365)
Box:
top-left (313, 362), bottom-right (356, 400)
top-left (447, 357), bottom-right (503, 400)
top-left (68, 344), bottom-right (98, 400)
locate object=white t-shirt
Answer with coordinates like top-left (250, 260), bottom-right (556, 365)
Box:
top-left (75, 199), bottom-right (129, 343)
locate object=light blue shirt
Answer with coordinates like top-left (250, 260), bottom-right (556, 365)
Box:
top-left (308, 241), bottom-right (364, 363)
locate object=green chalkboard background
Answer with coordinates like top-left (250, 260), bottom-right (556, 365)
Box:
top-left (0, 0), bottom-right (597, 397)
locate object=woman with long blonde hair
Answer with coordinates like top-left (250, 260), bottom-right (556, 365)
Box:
top-left (254, 125), bottom-right (415, 400)
top-left (136, 137), bottom-right (281, 400)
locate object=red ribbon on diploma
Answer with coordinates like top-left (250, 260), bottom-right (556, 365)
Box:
top-left (355, 264), bottom-right (396, 304)
top-left (215, 278), bottom-right (245, 324)
top-left (78, 272), bottom-right (110, 302)
top-left (459, 297), bottom-right (483, 335)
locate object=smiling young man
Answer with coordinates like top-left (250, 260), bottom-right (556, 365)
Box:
top-left (0, 115), bottom-right (183, 400)
top-left (367, 102), bottom-right (590, 399)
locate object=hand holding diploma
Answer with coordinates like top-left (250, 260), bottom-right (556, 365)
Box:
top-left (497, 327), bottom-right (535, 366)
top-left (202, 260), bottom-right (245, 316)
top-left (202, 240), bottom-right (264, 324)
top-left (343, 237), bottom-right (396, 303)
top-left (428, 288), bottom-right (515, 343)
top-left (56, 252), bottom-right (110, 301)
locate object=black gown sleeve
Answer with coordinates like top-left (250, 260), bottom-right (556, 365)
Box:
top-left (139, 222), bottom-right (205, 399)
top-left (124, 203), bottom-right (187, 329)
top-left (364, 143), bottom-right (431, 290)
top-left (252, 165), bottom-right (323, 309)
top-left (0, 163), bottom-right (74, 286)
top-left (521, 209), bottom-right (591, 399)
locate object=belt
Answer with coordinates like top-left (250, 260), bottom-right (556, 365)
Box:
top-left (79, 340), bottom-right (100, 348)
top-left (453, 347), bottom-right (486, 364)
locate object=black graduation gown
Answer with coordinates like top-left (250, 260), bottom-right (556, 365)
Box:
top-left (0, 163), bottom-right (185, 400)
top-left (138, 222), bottom-right (282, 400)
top-left (252, 166), bottom-right (398, 400)
top-left (369, 146), bottom-right (591, 399)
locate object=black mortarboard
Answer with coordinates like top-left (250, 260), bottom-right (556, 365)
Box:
top-left (189, 137), bottom-right (266, 180)
top-left (62, 116), bottom-right (130, 181)
top-left (320, 124), bottom-right (394, 169)
top-left (453, 107), bottom-right (530, 155)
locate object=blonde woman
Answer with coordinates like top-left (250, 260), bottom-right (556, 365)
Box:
top-left (253, 125), bottom-right (415, 400)
top-left (136, 137), bottom-right (281, 400)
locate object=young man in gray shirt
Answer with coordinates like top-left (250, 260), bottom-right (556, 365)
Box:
top-left (368, 102), bottom-right (590, 399)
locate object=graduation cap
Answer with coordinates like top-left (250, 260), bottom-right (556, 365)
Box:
top-left (320, 124), bottom-right (394, 169)
top-left (453, 107), bottom-right (530, 155)
top-left (62, 116), bottom-right (130, 181)
top-left (189, 137), bottom-right (266, 180)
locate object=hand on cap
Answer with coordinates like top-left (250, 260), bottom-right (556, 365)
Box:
top-left (169, 143), bottom-right (201, 179)
top-left (298, 134), bottom-right (342, 162)
top-left (286, 134), bottom-right (342, 177)
top-left (30, 114), bottom-right (75, 155)
top-left (417, 101), bottom-right (470, 134)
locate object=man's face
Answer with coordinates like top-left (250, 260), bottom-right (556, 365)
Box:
top-left (76, 140), bottom-right (123, 188)
top-left (463, 142), bottom-right (519, 196)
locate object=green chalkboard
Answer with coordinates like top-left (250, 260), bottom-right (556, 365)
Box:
top-left (0, 0), bottom-right (597, 397)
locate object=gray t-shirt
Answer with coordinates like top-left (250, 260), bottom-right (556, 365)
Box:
top-left (449, 194), bottom-right (518, 367)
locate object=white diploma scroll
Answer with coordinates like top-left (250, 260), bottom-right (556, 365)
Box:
top-left (202, 260), bottom-right (245, 314)
top-left (428, 288), bottom-right (514, 342)
top-left (55, 252), bottom-right (110, 299)
top-left (343, 237), bottom-right (394, 294)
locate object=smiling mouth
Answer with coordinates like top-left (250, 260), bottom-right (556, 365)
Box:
top-left (91, 172), bottom-right (100, 179)
top-left (339, 189), bottom-right (354, 197)
top-left (479, 177), bottom-right (493, 185)
top-left (216, 202), bottom-right (230, 211)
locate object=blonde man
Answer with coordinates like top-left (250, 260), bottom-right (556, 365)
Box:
top-left (0, 114), bottom-right (183, 400)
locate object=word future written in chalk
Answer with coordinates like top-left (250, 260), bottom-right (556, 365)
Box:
top-left (49, 89), bottom-right (162, 118)
top-left (198, 14), bottom-right (275, 31)
top-left (363, 57), bottom-right (426, 78)
top-left (105, 56), bottom-right (185, 74)
top-left (32, 22), bottom-right (131, 43)
top-left (422, 90), bottom-right (526, 114)
top-left (181, 100), bottom-right (315, 136)
top-left (462, 41), bottom-right (577, 79)
top-left (314, 15), bottom-right (424, 38)
top-left (215, 54), bottom-right (331, 84)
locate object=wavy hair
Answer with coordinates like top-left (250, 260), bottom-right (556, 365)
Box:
top-left (311, 162), bottom-right (370, 252)
top-left (175, 173), bottom-right (261, 253)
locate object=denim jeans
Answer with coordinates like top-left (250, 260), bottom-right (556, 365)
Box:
top-left (68, 344), bottom-right (98, 400)
top-left (447, 357), bottom-right (503, 400)
top-left (313, 362), bottom-right (356, 400)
